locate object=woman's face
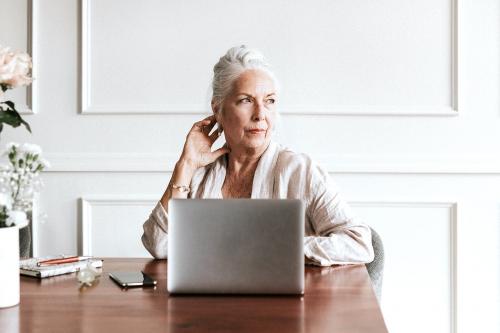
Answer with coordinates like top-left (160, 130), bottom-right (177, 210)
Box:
top-left (215, 69), bottom-right (277, 153)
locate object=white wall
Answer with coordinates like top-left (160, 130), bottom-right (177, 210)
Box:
top-left (1, 0), bottom-right (499, 332)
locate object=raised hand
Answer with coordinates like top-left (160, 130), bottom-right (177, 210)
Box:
top-left (179, 115), bottom-right (230, 171)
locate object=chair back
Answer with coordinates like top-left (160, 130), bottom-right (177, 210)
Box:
top-left (366, 227), bottom-right (384, 302)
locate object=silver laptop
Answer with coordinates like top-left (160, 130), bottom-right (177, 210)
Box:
top-left (167, 199), bottom-right (304, 295)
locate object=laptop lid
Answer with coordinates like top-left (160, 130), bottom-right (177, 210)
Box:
top-left (167, 199), bottom-right (304, 294)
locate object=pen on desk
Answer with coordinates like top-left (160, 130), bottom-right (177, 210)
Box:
top-left (37, 256), bottom-right (92, 267)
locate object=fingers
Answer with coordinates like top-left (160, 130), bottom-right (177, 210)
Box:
top-left (192, 115), bottom-right (216, 132)
top-left (209, 126), bottom-right (222, 143)
top-left (209, 147), bottom-right (231, 161)
top-left (203, 119), bottom-right (217, 135)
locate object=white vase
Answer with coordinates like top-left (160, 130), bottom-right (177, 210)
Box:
top-left (0, 225), bottom-right (20, 308)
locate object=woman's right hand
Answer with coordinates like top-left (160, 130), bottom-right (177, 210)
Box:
top-left (160, 115), bottom-right (230, 207)
top-left (178, 115), bottom-right (230, 172)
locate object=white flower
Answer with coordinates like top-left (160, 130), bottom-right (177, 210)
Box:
top-left (0, 45), bottom-right (32, 89)
top-left (1, 143), bottom-right (18, 157)
top-left (20, 143), bottom-right (42, 155)
top-left (6, 142), bottom-right (19, 149)
top-left (39, 158), bottom-right (51, 168)
top-left (7, 210), bottom-right (28, 228)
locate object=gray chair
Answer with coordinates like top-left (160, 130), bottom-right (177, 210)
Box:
top-left (19, 211), bottom-right (33, 258)
top-left (19, 224), bottom-right (32, 258)
top-left (366, 227), bottom-right (384, 302)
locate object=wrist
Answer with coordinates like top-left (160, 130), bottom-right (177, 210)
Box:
top-left (170, 184), bottom-right (190, 194)
top-left (177, 157), bottom-right (197, 174)
top-left (172, 159), bottom-right (196, 186)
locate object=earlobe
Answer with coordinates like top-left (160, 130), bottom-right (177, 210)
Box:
top-left (211, 101), bottom-right (218, 118)
top-left (211, 101), bottom-right (221, 121)
top-left (214, 106), bottom-right (223, 125)
top-left (214, 112), bottom-right (221, 125)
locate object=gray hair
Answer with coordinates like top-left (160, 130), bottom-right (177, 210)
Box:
top-left (211, 45), bottom-right (280, 113)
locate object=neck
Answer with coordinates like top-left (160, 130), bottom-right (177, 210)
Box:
top-left (226, 143), bottom-right (269, 176)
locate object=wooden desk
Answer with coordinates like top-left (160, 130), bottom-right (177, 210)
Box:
top-left (0, 258), bottom-right (387, 332)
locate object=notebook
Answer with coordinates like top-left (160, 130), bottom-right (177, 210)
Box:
top-left (167, 199), bottom-right (305, 294)
top-left (20, 256), bottom-right (103, 278)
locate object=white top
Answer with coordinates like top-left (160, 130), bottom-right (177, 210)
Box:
top-left (141, 141), bottom-right (374, 266)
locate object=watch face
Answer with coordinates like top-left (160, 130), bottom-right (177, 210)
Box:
top-left (172, 184), bottom-right (190, 193)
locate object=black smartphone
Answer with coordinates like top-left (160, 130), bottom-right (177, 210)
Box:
top-left (108, 271), bottom-right (157, 288)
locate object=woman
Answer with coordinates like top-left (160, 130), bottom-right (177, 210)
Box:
top-left (142, 45), bottom-right (374, 266)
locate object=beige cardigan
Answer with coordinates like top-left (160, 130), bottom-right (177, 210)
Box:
top-left (142, 141), bottom-right (374, 266)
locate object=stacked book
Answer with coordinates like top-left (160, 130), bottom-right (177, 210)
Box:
top-left (20, 256), bottom-right (103, 278)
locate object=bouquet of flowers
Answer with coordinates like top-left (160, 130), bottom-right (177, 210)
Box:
top-left (0, 143), bottom-right (49, 228)
top-left (0, 44), bottom-right (36, 229)
top-left (0, 44), bottom-right (39, 308)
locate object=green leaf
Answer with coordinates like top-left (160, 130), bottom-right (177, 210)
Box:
top-left (0, 108), bottom-right (32, 133)
top-left (0, 206), bottom-right (9, 228)
top-left (4, 101), bottom-right (15, 109)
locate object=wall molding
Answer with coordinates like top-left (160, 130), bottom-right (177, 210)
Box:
top-left (30, 195), bottom-right (40, 257)
top-left (17, 0), bottom-right (37, 115)
top-left (80, 0), bottom-right (90, 117)
top-left (80, 0), bottom-right (458, 117)
top-left (45, 152), bottom-right (500, 174)
top-left (351, 200), bottom-right (458, 333)
top-left (451, 0), bottom-right (458, 112)
top-left (78, 196), bottom-right (157, 256)
top-left (82, 105), bottom-right (459, 117)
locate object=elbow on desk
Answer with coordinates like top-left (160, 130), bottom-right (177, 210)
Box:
top-left (141, 233), bottom-right (168, 259)
top-left (363, 244), bottom-right (375, 264)
top-left (344, 224), bottom-right (375, 264)
top-left (358, 225), bottom-right (375, 264)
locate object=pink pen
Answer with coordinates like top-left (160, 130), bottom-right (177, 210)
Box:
top-left (37, 256), bottom-right (92, 267)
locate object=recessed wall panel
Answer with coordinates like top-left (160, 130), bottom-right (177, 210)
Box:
top-left (82, 198), bottom-right (155, 257)
top-left (353, 202), bottom-right (455, 333)
top-left (84, 0), bottom-right (453, 115)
